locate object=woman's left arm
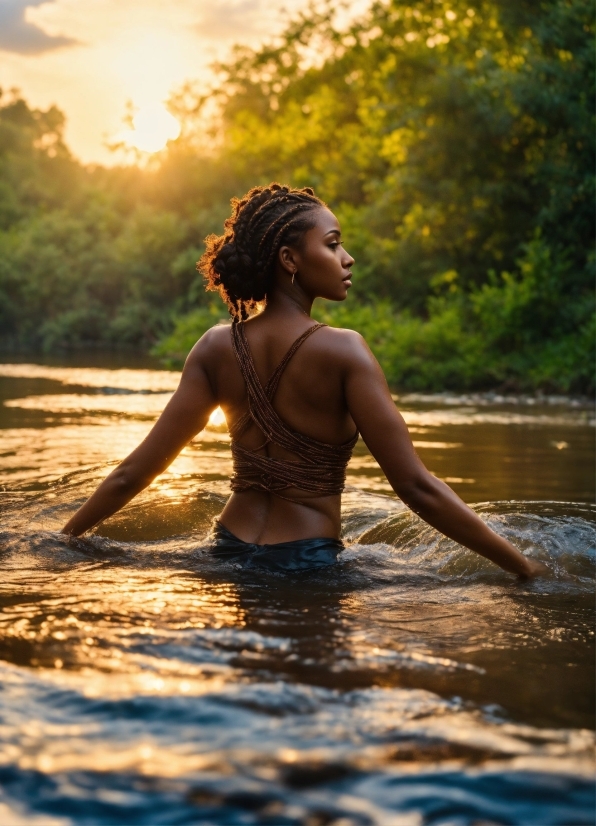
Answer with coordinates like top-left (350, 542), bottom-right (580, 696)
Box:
top-left (61, 337), bottom-right (217, 537)
top-left (341, 331), bottom-right (548, 578)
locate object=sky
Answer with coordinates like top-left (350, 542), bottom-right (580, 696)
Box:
top-left (0, 0), bottom-right (345, 165)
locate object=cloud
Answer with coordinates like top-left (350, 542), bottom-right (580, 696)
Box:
top-left (0, 0), bottom-right (78, 54)
top-left (195, 0), bottom-right (274, 41)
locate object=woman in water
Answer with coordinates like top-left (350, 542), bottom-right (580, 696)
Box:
top-left (62, 183), bottom-right (546, 577)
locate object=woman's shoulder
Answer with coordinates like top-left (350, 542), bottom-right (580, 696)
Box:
top-left (286, 323), bottom-right (374, 382)
top-left (316, 323), bottom-right (371, 364)
top-left (184, 321), bottom-right (233, 366)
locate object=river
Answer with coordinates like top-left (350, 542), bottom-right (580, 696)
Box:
top-left (0, 354), bottom-right (594, 825)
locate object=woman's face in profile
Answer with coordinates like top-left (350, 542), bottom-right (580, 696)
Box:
top-left (288, 208), bottom-right (355, 301)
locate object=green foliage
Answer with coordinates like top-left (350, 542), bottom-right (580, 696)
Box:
top-left (0, 201), bottom-right (198, 349)
top-left (0, 0), bottom-right (593, 392)
top-left (0, 90), bottom-right (81, 229)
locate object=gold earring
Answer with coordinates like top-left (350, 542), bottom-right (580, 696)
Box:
top-left (291, 271), bottom-right (296, 285)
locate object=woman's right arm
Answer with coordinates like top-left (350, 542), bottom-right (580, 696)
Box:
top-left (343, 333), bottom-right (547, 577)
top-left (61, 330), bottom-right (220, 537)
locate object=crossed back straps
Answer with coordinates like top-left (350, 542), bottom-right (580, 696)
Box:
top-left (229, 321), bottom-right (358, 496)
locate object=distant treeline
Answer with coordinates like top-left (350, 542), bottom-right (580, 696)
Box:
top-left (0, 0), bottom-right (593, 392)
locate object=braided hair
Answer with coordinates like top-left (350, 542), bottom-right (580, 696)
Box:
top-left (198, 182), bottom-right (325, 321)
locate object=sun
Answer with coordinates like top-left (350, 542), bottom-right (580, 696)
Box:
top-left (116, 102), bottom-right (181, 154)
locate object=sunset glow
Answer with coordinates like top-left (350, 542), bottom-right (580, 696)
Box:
top-left (114, 102), bottom-right (181, 154)
top-left (0, 0), bottom-right (318, 164)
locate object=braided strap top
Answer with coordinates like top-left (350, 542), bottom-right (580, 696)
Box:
top-left (229, 321), bottom-right (358, 496)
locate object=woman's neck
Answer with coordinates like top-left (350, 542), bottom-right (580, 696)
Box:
top-left (263, 287), bottom-right (313, 320)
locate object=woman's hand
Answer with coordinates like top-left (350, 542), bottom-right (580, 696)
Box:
top-left (517, 558), bottom-right (550, 579)
top-left (61, 331), bottom-right (220, 537)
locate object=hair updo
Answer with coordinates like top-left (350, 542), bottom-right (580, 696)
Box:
top-left (198, 182), bottom-right (325, 321)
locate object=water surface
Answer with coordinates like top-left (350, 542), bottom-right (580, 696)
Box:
top-left (0, 357), bottom-right (594, 825)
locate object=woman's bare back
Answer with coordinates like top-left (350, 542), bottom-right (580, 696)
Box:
top-left (202, 316), bottom-right (359, 544)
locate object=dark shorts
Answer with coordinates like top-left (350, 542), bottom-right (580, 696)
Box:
top-left (208, 521), bottom-right (343, 572)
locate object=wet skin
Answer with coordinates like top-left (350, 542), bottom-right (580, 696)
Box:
top-left (61, 208), bottom-right (546, 577)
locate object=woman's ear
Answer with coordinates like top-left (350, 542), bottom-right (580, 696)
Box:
top-left (278, 245), bottom-right (298, 275)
